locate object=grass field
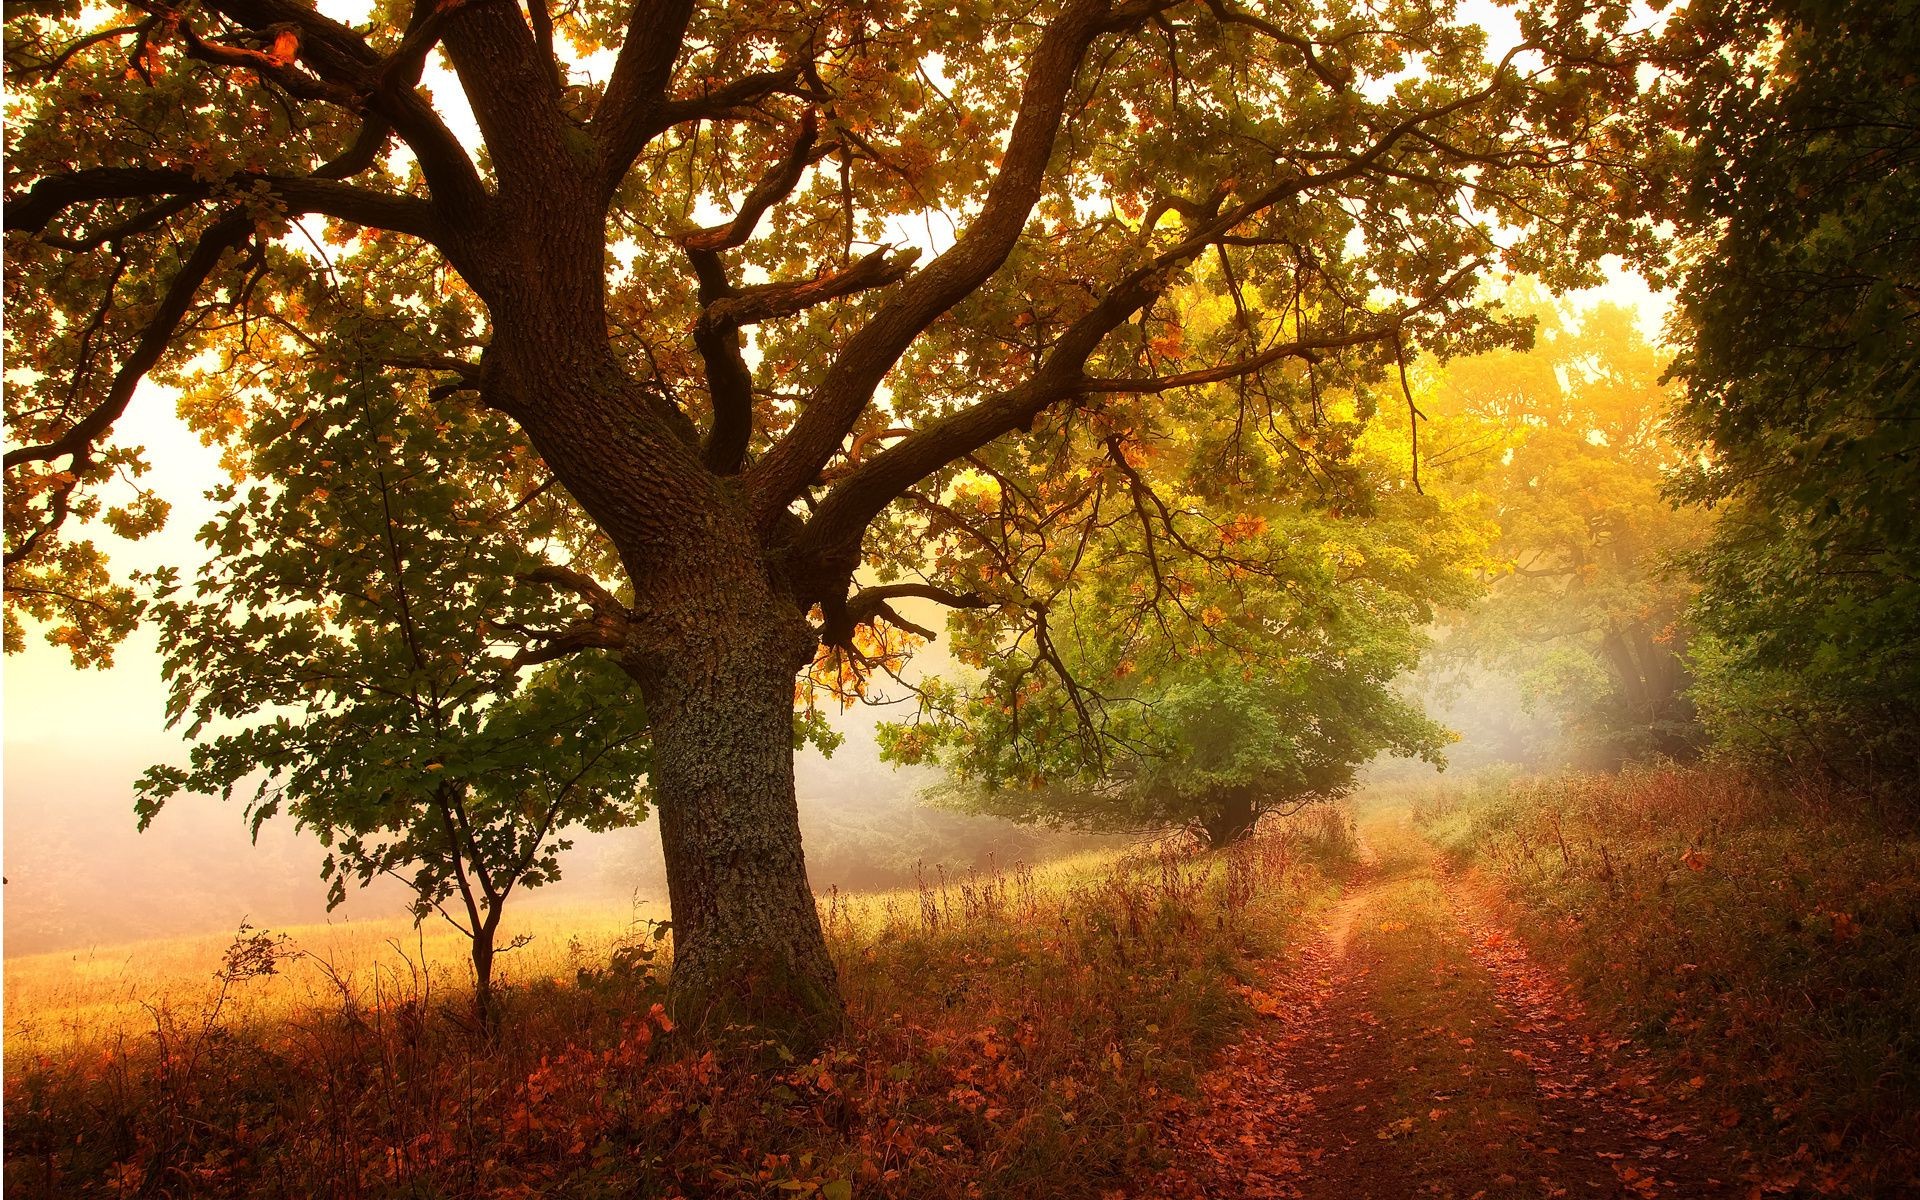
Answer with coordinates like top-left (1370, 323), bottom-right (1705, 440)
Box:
top-left (2, 817), bottom-right (1354, 1198)
top-left (1, 847), bottom-right (1129, 1061)
top-left (4, 898), bottom-right (665, 1061)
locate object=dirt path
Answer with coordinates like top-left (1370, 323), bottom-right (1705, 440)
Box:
top-left (1152, 811), bottom-right (1735, 1199)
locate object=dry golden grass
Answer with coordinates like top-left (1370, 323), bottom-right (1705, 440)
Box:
top-left (5, 897), bottom-right (667, 1061)
top-left (3, 846), bottom-right (1129, 1062)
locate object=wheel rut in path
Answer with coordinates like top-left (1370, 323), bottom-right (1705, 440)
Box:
top-left (1150, 814), bottom-right (1735, 1199)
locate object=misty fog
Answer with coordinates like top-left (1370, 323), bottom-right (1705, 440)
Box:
top-left (2, 664), bottom-right (1120, 958)
top-left (5, 645), bottom-right (1569, 959)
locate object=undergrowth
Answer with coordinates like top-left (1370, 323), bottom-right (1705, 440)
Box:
top-left (3, 808), bottom-right (1355, 1199)
top-left (1416, 767), bottom-right (1920, 1198)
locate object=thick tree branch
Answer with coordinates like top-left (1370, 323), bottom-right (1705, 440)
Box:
top-left (820, 581), bottom-right (987, 649)
top-left (744, 0), bottom-right (1134, 523)
top-left (6, 166), bottom-right (444, 243)
top-left (198, 0), bottom-right (488, 215)
top-left (601, 17), bottom-right (812, 190)
top-left (683, 115), bottom-right (865, 473)
top-left (526, 0), bottom-right (561, 89)
top-left (1083, 328), bottom-right (1388, 394)
top-left (704, 247), bottom-right (920, 327)
top-left (437, 0), bottom-right (574, 196)
top-left (846, 582), bottom-right (985, 622)
top-left (314, 115), bottom-right (396, 181)
top-left (593, 0), bottom-right (695, 179)
top-left (6, 18), bottom-right (152, 78)
top-left (6, 168), bottom-right (209, 234)
top-left (794, 269), bottom-right (1166, 565)
top-left (1083, 260), bottom-right (1480, 394)
top-left (693, 317), bottom-right (755, 474)
top-left (645, 68), bottom-right (808, 142)
top-left (385, 353), bottom-right (485, 400)
top-left (509, 563), bottom-right (632, 666)
top-left (681, 112), bottom-right (824, 252)
top-left (172, 18), bottom-right (365, 107)
top-left (521, 563), bottom-right (626, 620)
top-left (679, 115), bottom-right (825, 473)
top-left (31, 194), bottom-right (198, 254)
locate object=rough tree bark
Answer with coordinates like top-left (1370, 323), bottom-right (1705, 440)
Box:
top-left (642, 623), bottom-right (841, 1040)
top-left (497, 344), bottom-right (849, 1040)
top-left (1599, 624), bottom-right (1699, 762)
top-left (614, 517), bottom-right (842, 1040)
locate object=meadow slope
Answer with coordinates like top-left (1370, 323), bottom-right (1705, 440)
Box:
top-left (7, 772), bottom-right (1915, 1199)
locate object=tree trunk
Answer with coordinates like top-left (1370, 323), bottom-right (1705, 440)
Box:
top-left (639, 600), bottom-right (844, 1050)
top-left (471, 920), bottom-right (497, 1028)
top-left (1198, 788), bottom-right (1261, 850)
top-left (1600, 621), bottom-right (1701, 762)
top-left (490, 327), bottom-right (845, 1048)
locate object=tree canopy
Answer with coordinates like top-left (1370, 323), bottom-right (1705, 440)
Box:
top-left (1648, 0), bottom-right (1920, 779)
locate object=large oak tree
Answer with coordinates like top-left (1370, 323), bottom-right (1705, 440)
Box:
top-left (5, 0), bottom-right (1650, 1037)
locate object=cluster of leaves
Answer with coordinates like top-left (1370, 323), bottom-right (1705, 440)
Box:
top-left (1416, 289), bottom-right (1712, 767)
top-left (1420, 767), bottom-right (1920, 1197)
top-left (1649, 0), bottom-right (1920, 781)
top-left (0, 820), bottom-right (1341, 1199)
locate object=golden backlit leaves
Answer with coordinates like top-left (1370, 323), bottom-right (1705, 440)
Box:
top-left (799, 617), bottom-right (926, 710)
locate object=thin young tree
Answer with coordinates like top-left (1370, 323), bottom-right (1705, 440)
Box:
top-left (5, 0), bottom-right (1653, 1038)
top-left (133, 363), bottom-right (652, 1021)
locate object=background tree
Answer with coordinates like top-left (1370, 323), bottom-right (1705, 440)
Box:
top-left (879, 367), bottom-right (1473, 847)
top-left (1417, 292), bottom-right (1710, 767)
top-left (132, 360), bottom-right (653, 1021)
top-left (5, 0), bottom-right (1654, 1035)
top-left (1644, 0), bottom-right (1920, 780)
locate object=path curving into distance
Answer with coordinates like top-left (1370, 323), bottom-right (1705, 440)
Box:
top-left (1152, 811), bottom-right (1734, 1199)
